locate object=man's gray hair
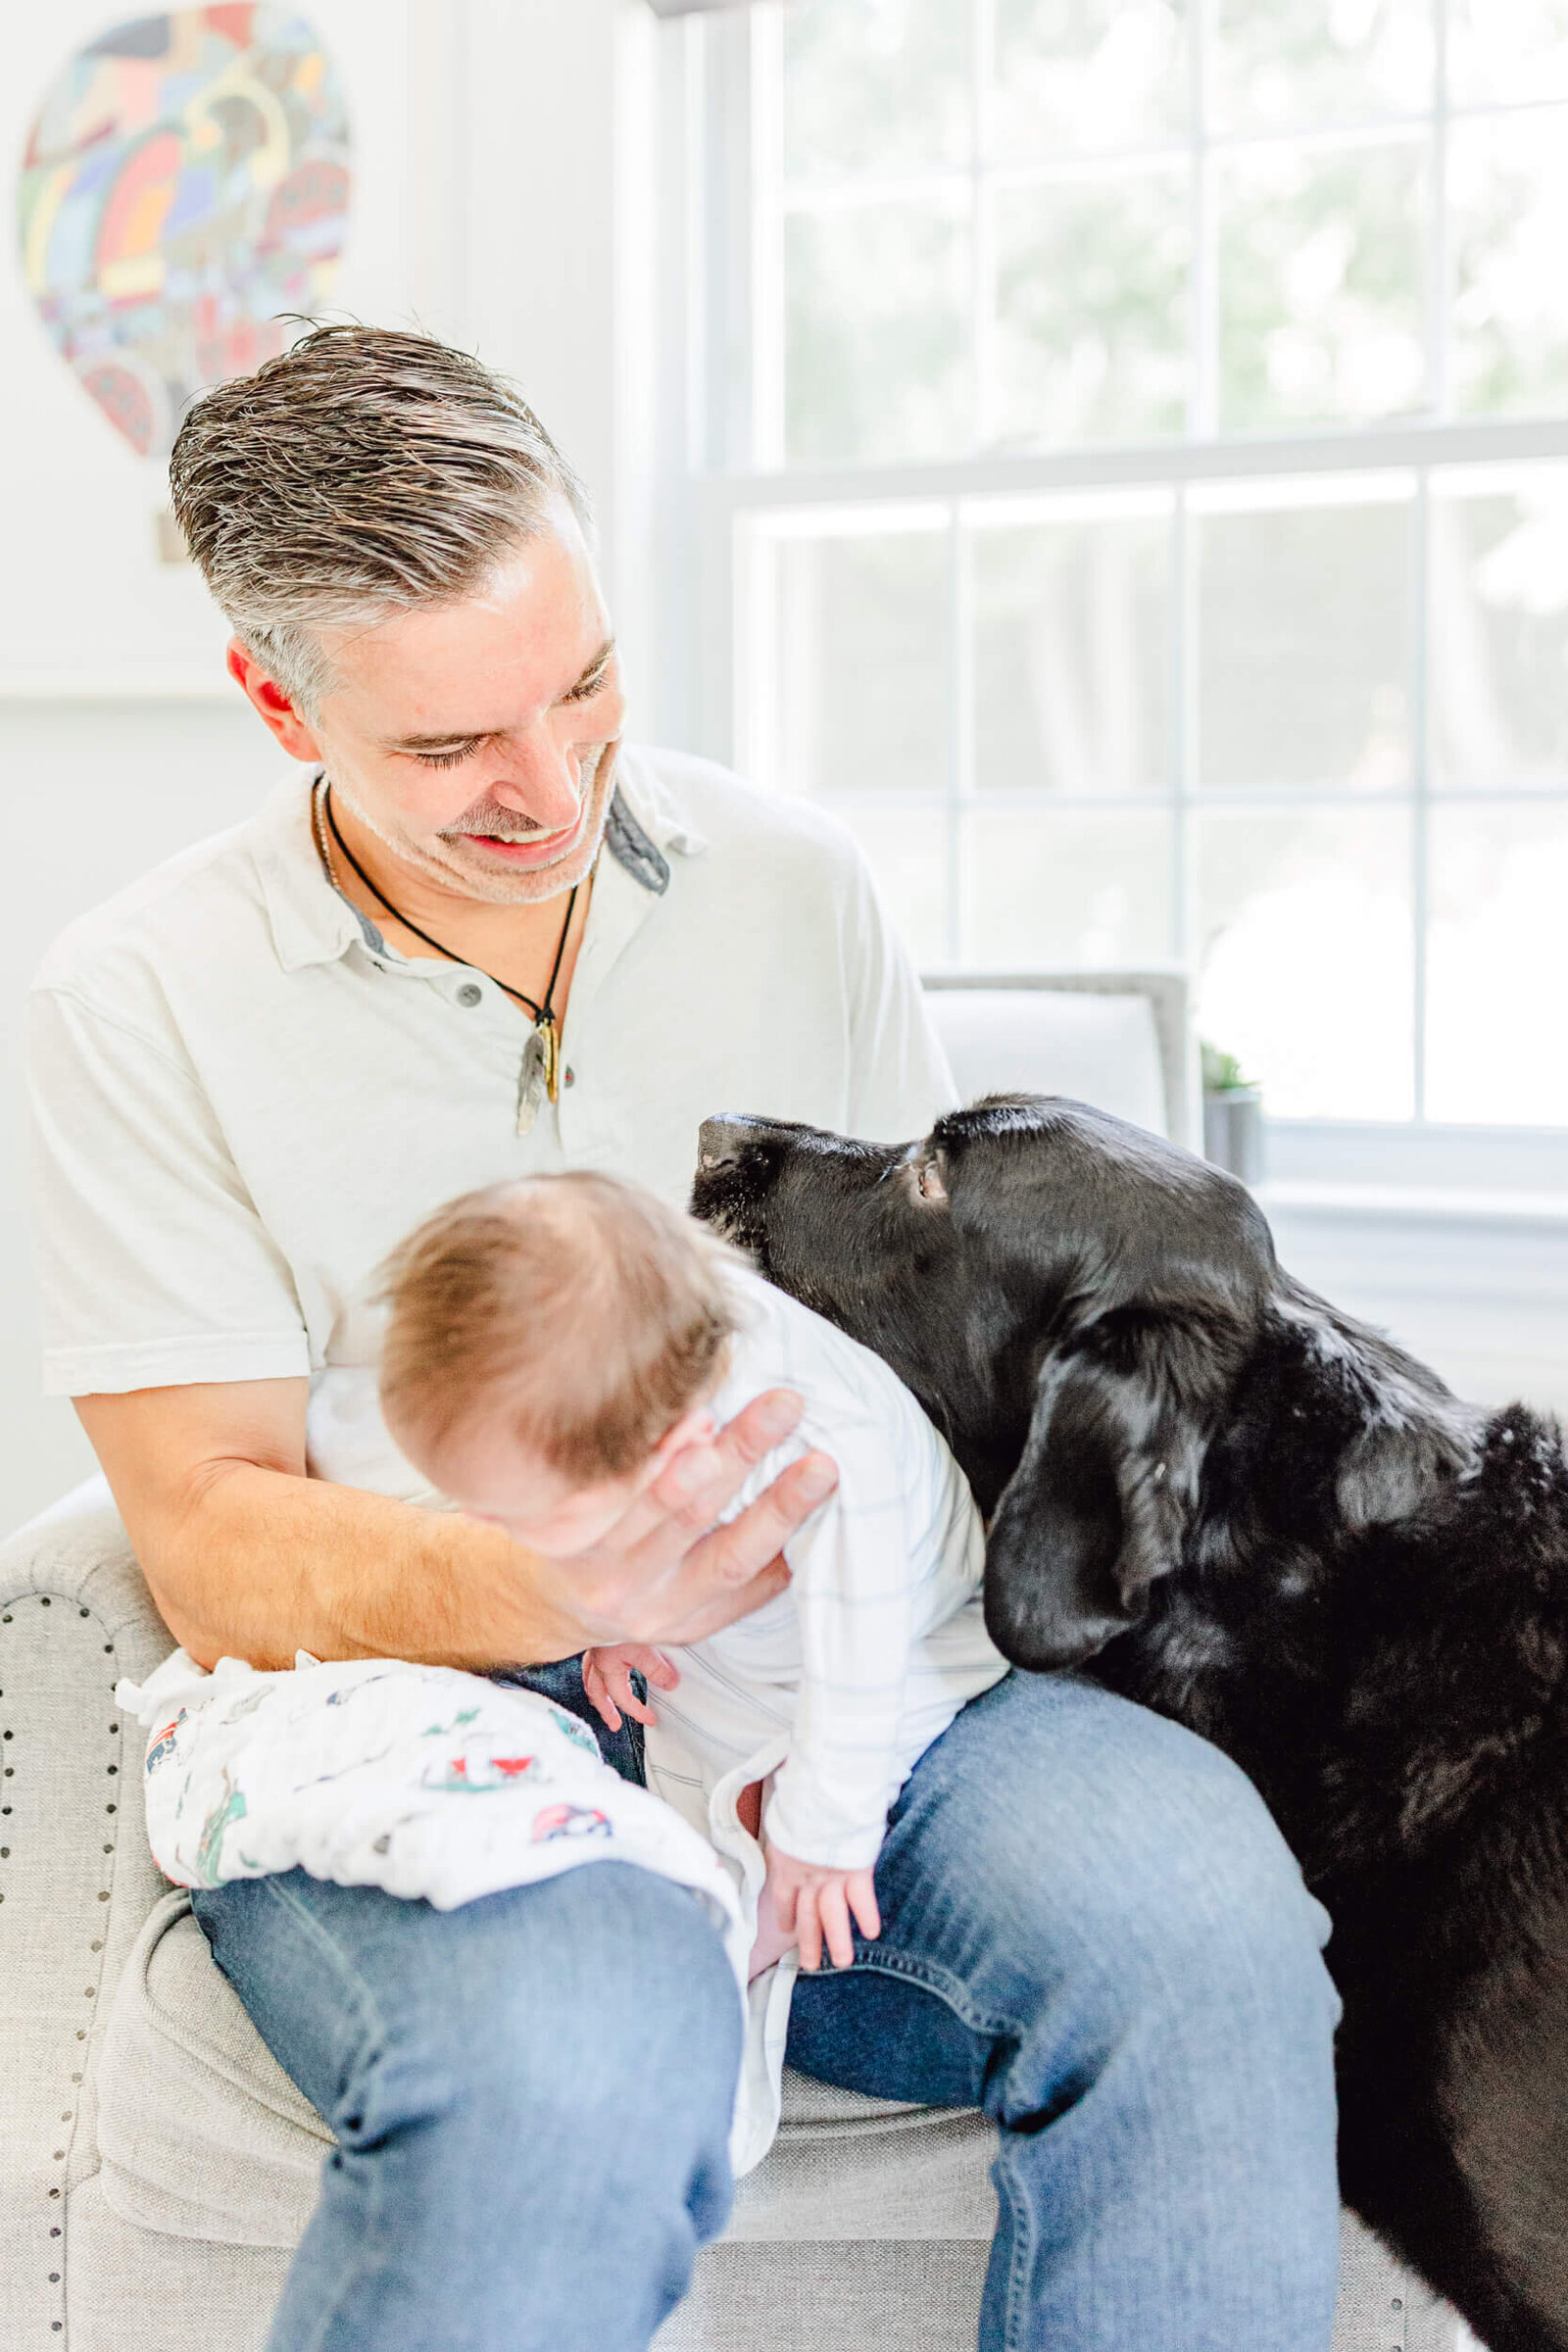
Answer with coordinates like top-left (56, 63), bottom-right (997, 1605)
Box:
top-left (170, 324), bottom-right (593, 713)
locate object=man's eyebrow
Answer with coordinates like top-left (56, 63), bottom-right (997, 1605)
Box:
top-left (381, 726), bottom-right (493, 754)
top-left (379, 641), bottom-right (617, 752)
top-left (562, 638), bottom-right (616, 699)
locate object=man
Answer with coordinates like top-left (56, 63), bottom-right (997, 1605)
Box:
top-left (27, 327), bottom-right (1341, 2351)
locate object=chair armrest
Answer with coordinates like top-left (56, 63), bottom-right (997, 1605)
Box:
top-left (0, 1477), bottom-right (176, 2338)
top-left (0, 1474), bottom-right (172, 1672)
top-left (922, 968), bottom-right (1200, 1152)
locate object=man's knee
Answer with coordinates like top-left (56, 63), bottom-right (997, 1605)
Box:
top-left (1028, 1708), bottom-right (1339, 2052)
top-left (902, 1675), bottom-right (1337, 2040)
top-left (375, 1864), bottom-right (742, 2152)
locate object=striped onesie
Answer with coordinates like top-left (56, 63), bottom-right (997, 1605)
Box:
top-left (643, 1265), bottom-right (1008, 1871)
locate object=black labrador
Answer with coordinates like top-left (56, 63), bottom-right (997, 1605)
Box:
top-left (691, 1094), bottom-right (1568, 2352)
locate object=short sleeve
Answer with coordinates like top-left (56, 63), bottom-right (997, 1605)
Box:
top-left (26, 986), bottom-right (310, 1397)
top-left (841, 854), bottom-right (958, 1145)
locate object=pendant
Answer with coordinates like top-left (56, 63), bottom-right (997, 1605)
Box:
top-left (515, 1027), bottom-right (547, 1136)
top-left (539, 1012), bottom-right (562, 1102)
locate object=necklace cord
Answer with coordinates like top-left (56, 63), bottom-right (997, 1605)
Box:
top-left (319, 780), bottom-right (579, 1031)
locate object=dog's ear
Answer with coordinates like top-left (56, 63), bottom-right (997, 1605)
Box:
top-left (1283, 1297), bottom-right (1483, 1530)
top-left (983, 1310), bottom-right (1231, 1671)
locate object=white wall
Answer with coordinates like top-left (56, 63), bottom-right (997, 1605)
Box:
top-left (0, 702), bottom-right (293, 1522)
top-left (0, 0), bottom-right (669, 1529)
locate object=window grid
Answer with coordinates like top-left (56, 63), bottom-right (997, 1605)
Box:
top-left (756, 8), bottom-right (1568, 458)
top-left (712, 4), bottom-right (1568, 1132)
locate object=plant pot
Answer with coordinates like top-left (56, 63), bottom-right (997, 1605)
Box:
top-left (1202, 1085), bottom-right (1263, 1186)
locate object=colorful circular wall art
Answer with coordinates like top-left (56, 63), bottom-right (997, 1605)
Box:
top-left (17, 7), bottom-right (352, 462)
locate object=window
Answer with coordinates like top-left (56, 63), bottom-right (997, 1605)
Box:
top-left (685, 0), bottom-right (1568, 1142)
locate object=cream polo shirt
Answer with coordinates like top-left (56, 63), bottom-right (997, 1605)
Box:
top-left (25, 745), bottom-right (956, 1500)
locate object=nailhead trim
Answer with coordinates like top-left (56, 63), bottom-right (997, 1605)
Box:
top-left (1, 1592), bottom-right (125, 2336)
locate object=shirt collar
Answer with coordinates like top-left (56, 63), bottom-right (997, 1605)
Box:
top-left (252, 746), bottom-right (708, 977)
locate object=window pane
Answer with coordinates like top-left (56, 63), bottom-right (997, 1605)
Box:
top-left (1193, 807), bottom-right (1415, 1117)
top-left (1448, 0), bottom-right (1568, 106)
top-left (993, 169), bottom-right (1190, 446)
top-left (971, 502), bottom-right (1172, 794)
top-left (1209, 0), bottom-right (1433, 133)
top-left (835, 802), bottom-right (953, 968)
top-left (1449, 108), bottom-right (1568, 420)
top-left (989, 0), bottom-right (1188, 160)
top-left (785, 196), bottom-right (970, 464)
top-left (764, 525), bottom-right (951, 798)
top-left (1431, 468), bottom-right (1568, 792)
top-left (1427, 805), bottom-right (1568, 1122)
top-left (962, 808), bottom-right (1175, 964)
top-left (1195, 480), bottom-right (1413, 792)
top-left (1217, 138), bottom-right (1427, 428)
top-left (782, 0), bottom-right (971, 184)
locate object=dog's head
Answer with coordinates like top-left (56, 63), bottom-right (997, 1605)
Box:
top-left (692, 1096), bottom-right (1476, 1674)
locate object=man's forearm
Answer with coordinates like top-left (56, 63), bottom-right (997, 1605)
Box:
top-left (76, 1375), bottom-right (815, 1675)
top-left (156, 1461), bottom-right (577, 1672)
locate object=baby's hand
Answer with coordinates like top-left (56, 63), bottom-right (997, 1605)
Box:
top-left (764, 1841), bottom-right (881, 1972)
top-left (581, 1643), bottom-right (680, 1733)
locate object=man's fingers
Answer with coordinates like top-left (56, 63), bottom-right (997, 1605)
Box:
top-left (654, 1387), bottom-right (808, 1529)
top-left (690, 1449), bottom-right (838, 1592)
top-left (642, 1650), bottom-right (681, 1690)
top-left (796, 1887), bottom-right (823, 1973)
top-left (543, 1406), bottom-right (836, 1650)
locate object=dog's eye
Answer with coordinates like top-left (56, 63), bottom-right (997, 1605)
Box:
top-left (912, 1152), bottom-right (950, 1207)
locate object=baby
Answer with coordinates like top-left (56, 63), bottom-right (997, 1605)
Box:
top-left (378, 1171), bottom-right (1005, 1976)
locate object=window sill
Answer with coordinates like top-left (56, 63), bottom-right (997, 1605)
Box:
top-left (1253, 1171), bottom-right (1568, 1412)
top-left (1254, 1180), bottom-right (1568, 1230)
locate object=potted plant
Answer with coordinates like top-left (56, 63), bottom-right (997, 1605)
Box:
top-left (1201, 1043), bottom-right (1263, 1186)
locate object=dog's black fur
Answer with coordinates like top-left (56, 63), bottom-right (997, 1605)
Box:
top-left (691, 1095), bottom-right (1568, 2352)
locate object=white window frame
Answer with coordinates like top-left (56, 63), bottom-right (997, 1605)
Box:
top-left (658, 4), bottom-right (1568, 1197)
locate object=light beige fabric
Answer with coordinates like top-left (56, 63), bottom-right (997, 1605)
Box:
top-left (0, 1480), bottom-right (173, 2350)
top-left (925, 986), bottom-right (1167, 1138)
top-left (65, 2180), bottom-right (289, 2352)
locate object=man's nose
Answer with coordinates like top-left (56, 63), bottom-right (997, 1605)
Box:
top-left (488, 737), bottom-right (581, 832)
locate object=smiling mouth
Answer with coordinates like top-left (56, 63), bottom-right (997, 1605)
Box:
top-left (455, 813), bottom-right (582, 855)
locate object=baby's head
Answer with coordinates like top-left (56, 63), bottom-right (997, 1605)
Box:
top-left (379, 1172), bottom-right (741, 1555)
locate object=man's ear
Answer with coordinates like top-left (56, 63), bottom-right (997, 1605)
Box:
top-left (983, 1311), bottom-right (1227, 1672)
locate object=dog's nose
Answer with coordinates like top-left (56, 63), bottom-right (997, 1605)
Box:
top-left (698, 1115), bottom-right (752, 1169)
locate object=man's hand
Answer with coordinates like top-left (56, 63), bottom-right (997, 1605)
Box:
top-left (581, 1642), bottom-right (679, 1732)
top-left (764, 1842), bottom-right (881, 1972)
top-left (534, 1388), bottom-right (838, 1650)
top-left (74, 1377), bottom-right (836, 1675)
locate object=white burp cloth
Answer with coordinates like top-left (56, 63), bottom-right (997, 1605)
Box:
top-left (118, 1651), bottom-right (798, 2174)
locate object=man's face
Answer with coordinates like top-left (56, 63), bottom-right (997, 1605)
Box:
top-left (243, 495), bottom-right (628, 906)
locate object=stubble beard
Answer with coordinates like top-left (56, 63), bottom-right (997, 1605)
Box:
top-left (330, 742), bottom-right (618, 908)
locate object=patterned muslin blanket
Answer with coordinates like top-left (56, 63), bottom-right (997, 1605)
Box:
top-left (116, 1650), bottom-right (798, 2174)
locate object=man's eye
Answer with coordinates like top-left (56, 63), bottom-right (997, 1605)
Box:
top-left (564, 667), bottom-right (611, 706)
top-left (415, 744), bottom-right (478, 769)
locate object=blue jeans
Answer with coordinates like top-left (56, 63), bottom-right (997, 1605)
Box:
top-left (193, 1669), bottom-right (1341, 2352)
